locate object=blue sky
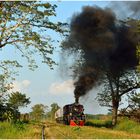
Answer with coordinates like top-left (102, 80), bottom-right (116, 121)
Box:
top-left (1, 1), bottom-right (116, 114)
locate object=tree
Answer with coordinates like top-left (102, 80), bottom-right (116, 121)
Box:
top-left (8, 91), bottom-right (30, 110)
top-left (97, 70), bottom-right (139, 125)
top-left (2, 91), bottom-right (31, 122)
top-left (0, 103), bottom-right (6, 121)
top-left (102, 20), bottom-right (140, 125)
top-left (128, 92), bottom-right (140, 122)
top-left (128, 92), bottom-right (140, 109)
top-left (0, 1), bottom-right (66, 121)
top-left (0, 61), bottom-right (22, 103)
top-left (0, 61), bottom-right (22, 122)
top-left (30, 104), bottom-right (48, 121)
top-left (0, 1), bottom-right (66, 69)
top-left (136, 20), bottom-right (140, 72)
top-left (50, 103), bottom-right (60, 120)
top-left (118, 92), bottom-right (140, 122)
top-left (2, 104), bottom-right (20, 123)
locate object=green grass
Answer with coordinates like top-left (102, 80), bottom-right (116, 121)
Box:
top-left (46, 118), bottom-right (140, 139)
top-left (1, 118), bottom-right (140, 139)
top-left (48, 123), bottom-right (140, 139)
top-left (0, 121), bottom-right (42, 139)
top-left (114, 117), bottom-right (140, 134)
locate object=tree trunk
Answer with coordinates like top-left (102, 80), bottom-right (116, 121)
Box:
top-left (112, 103), bottom-right (119, 126)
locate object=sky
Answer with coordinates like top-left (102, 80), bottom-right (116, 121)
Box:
top-left (1, 1), bottom-right (133, 114)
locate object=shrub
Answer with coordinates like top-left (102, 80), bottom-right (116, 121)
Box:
top-left (85, 119), bottom-right (112, 128)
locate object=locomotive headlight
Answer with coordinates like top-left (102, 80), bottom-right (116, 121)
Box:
top-left (74, 107), bottom-right (78, 111)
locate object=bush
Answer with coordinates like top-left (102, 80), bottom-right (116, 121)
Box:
top-left (85, 119), bottom-right (112, 128)
top-left (14, 121), bottom-right (25, 130)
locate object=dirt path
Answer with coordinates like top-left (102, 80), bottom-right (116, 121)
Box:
top-left (44, 126), bottom-right (54, 139)
top-left (44, 121), bottom-right (57, 139)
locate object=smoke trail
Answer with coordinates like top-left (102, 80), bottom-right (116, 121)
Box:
top-left (61, 6), bottom-right (139, 100)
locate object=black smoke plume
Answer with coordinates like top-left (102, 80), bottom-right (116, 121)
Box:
top-left (62, 6), bottom-right (139, 101)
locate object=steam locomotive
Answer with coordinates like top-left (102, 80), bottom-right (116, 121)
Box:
top-left (55, 99), bottom-right (85, 126)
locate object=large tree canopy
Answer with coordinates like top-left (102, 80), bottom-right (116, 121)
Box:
top-left (0, 1), bottom-right (66, 101)
top-left (0, 1), bottom-right (66, 122)
top-left (0, 1), bottom-right (66, 69)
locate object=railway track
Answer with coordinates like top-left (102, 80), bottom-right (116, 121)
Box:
top-left (44, 121), bottom-right (69, 139)
top-left (30, 121), bottom-right (69, 139)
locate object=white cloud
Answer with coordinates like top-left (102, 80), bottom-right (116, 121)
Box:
top-left (49, 79), bottom-right (74, 95)
top-left (10, 80), bottom-right (31, 92)
top-left (22, 80), bottom-right (31, 87)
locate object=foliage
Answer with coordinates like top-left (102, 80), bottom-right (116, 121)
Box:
top-left (97, 70), bottom-right (139, 125)
top-left (0, 61), bottom-right (23, 122)
top-left (0, 1), bottom-right (66, 69)
top-left (128, 92), bottom-right (140, 109)
top-left (50, 103), bottom-right (60, 112)
top-left (119, 92), bottom-right (140, 122)
top-left (8, 91), bottom-right (30, 110)
top-left (10, 121), bottom-right (26, 130)
top-left (0, 104), bottom-right (5, 120)
top-left (0, 1), bottom-right (67, 122)
top-left (0, 61), bottom-right (22, 103)
top-left (45, 103), bottom-right (60, 120)
top-left (0, 92), bottom-right (30, 122)
top-left (20, 113), bottom-right (30, 123)
top-left (86, 114), bottom-right (112, 120)
top-left (50, 103), bottom-right (60, 120)
top-left (30, 104), bottom-right (48, 121)
top-left (85, 119), bottom-right (112, 128)
top-left (2, 107), bottom-right (20, 123)
top-left (97, 71), bottom-right (139, 107)
top-left (86, 114), bottom-right (100, 120)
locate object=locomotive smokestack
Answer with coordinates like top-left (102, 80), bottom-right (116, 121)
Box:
top-left (75, 97), bottom-right (79, 104)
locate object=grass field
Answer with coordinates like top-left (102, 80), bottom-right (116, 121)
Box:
top-left (0, 118), bottom-right (140, 139)
top-left (0, 121), bottom-right (42, 139)
top-left (47, 120), bottom-right (140, 139)
top-left (114, 117), bottom-right (140, 134)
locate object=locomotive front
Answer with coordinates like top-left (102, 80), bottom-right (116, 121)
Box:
top-left (63, 98), bottom-right (85, 126)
